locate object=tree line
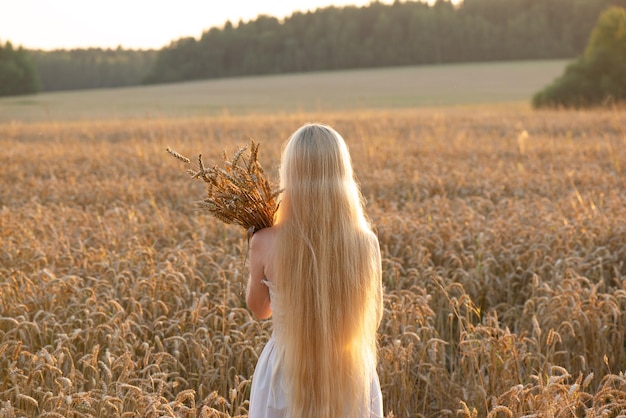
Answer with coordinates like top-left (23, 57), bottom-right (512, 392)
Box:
top-left (0, 43), bottom-right (156, 95)
top-left (2, 0), bottom-right (625, 96)
top-left (0, 42), bottom-right (40, 96)
top-left (31, 48), bottom-right (157, 92)
top-left (144, 0), bottom-right (626, 84)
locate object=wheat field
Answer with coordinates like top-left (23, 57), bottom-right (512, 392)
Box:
top-left (1, 107), bottom-right (625, 417)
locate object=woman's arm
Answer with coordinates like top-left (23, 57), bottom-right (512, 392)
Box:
top-left (246, 230), bottom-right (272, 320)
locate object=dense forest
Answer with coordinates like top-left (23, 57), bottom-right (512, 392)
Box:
top-left (0, 41), bottom-right (40, 96)
top-left (30, 48), bottom-right (157, 92)
top-left (5, 0), bottom-right (626, 94)
top-left (144, 0), bottom-right (626, 84)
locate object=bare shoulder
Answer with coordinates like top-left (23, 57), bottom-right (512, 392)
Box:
top-left (364, 229), bottom-right (380, 247)
top-left (249, 226), bottom-right (279, 282)
top-left (364, 229), bottom-right (381, 259)
top-left (249, 225), bottom-right (279, 251)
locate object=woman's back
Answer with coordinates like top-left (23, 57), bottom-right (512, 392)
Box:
top-left (247, 123), bottom-right (383, 418)
top-left (248, 226), bottom-right (383, 418)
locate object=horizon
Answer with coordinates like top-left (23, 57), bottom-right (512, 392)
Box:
top-left (2, 0), bottom-right (461, 51)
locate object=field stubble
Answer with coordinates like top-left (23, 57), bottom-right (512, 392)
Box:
top-left (1, 108), bottom-right (625, 417)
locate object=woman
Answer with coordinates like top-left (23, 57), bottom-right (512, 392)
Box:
top-left (246, 123), bottom-right (384, 418)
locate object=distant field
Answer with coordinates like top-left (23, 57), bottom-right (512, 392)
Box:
top-left (0, 60), bottom-right (569, 122)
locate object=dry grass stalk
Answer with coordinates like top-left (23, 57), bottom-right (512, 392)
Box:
top-left (167, 140), bottom-right (279, 234)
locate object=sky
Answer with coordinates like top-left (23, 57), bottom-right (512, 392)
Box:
top-left (1, 0), bottom-right (459, 51)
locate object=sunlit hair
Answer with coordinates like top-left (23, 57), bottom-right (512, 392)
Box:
top-left (273, 123), bottom-right (382, 418)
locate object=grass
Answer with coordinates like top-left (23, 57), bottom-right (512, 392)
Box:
top-left (1, 105), bottom-right (625, 416)
top-left (0, 59), bottom-right (570, 123)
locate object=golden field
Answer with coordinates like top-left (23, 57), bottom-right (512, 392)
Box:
top-left (1, 106), bottom-right (625, 417)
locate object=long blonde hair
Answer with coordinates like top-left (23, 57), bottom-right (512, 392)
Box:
top-left (273, 123), bottom-right (382, 417)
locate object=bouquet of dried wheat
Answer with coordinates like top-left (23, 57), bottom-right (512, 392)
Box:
top-left (167, 140), bottom-right (279, 234)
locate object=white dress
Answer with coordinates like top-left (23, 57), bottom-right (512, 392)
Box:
top-left (248, 280), bottom-right (384, 418)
